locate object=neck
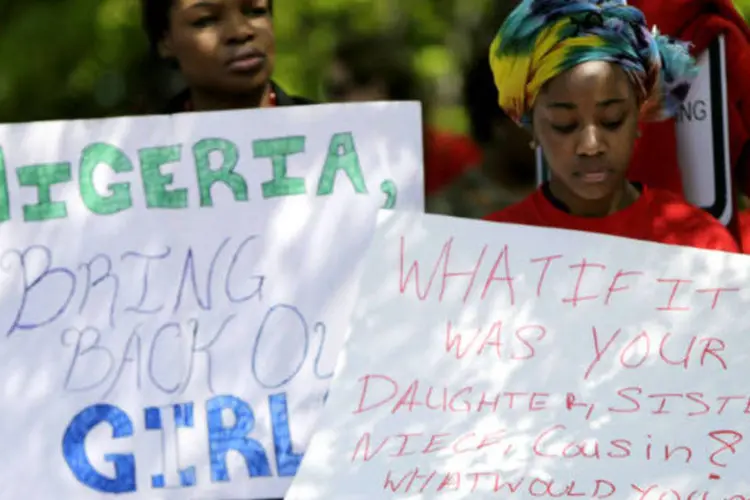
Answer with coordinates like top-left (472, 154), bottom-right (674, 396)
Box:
top-left (548, 175), bottom-right (637, 217)
top-left (483, 147), bottom-right (536, 193)
top-left (190, 83), bottom-right (272, 111)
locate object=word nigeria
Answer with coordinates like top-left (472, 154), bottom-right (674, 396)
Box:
top-left (0, 131), bottom-right (397, 222)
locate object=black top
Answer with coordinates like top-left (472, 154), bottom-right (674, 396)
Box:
top-left (163, 80), bottom-right (314, 113)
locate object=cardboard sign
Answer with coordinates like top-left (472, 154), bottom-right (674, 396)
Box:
top-left (0, 102), bottom-right (423, 499)
top-left (288, 211), bottom-right (750, 499)
top-left (537, 37), bottom-right (732, 225)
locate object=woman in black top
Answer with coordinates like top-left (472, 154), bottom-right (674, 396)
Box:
top-left (141, 0), bottom-right (311, 112)
top-left (138, 1), bottom-right (309, 498)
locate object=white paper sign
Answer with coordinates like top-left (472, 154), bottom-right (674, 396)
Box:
top-left (537, 37), bottom-right (732, 225)
top-left (675, 36), bottom-right (732, 225)
top-left (0, 102), bottom-right (423, 499)
top-left (288, 211), bottom-right (750, 499)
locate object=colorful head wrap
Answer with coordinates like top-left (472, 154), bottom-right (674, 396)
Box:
top-left (489, 0), bottom-right (698, 126)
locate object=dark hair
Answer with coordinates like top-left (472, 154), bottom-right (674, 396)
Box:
top-left (463, 52), bottom-right (506, 144)
top-left (331, 33), bottom-right (420, 101)
top-left (141, 0), bottom-right (274, 52)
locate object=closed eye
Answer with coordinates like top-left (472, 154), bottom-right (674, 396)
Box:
top-left (192, 15), bottom-right (217, 27)
top-left (602, 119), bottom-right (624, 130)
top-left (243, 6), bottom-right (269, 16)
top-left (551, 123), bottom-right (577, 134)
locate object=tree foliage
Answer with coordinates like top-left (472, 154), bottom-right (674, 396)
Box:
top-left (0, 0), bottom-right (510, 128)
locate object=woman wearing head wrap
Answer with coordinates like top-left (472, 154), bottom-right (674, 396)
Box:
top-left (484, 0), bottom-right (738, 252)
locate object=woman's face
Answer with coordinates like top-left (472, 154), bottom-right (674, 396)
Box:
top-left (159, 0), bottom-right (274, 98)
top-left (532, 61), bottom-right (639, 201)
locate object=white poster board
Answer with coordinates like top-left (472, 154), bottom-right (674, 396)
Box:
top-left (0, 102), bottom-right (423, 499)
top-left (537, 37), bottom-right (732, 225)
top-left (288, 211), bottom-right (750, 499)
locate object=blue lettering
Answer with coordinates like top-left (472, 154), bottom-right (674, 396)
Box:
top-left (143, 406), bottom-right (166, 489)
top-left (102, 328), bottom-right (142, 398)
top-left (173, 403), bottom-right (197, 487)
top-left (148, 322), bottom-right (183, 394)
top-left (62, 327), bottom-right (115, 392)
top-left (182, 315), bottom-right (234, 395)
top-left (63, 394), bottom-right (306, 491)
top-left (62, 404), bottom-right (136, 493)
top-left (2, 245), bottom-right (76, 336)
top-left (225, 234), bottom-right (264, 303)
top-left (78, 253), bottom-right (119, 329)
top-left (251, 304), bottom-right (308, 389)
top-left (269, 393), bottom-right (303, 476)
top-left (173, 238), bottom-right (230, 313)
top-left (143, 405), bottom-right (198, 489)
top-left (312, 321), bottom-right (333, 380)
top-left (206, 395), bottom-right (271, 482)
top-left (122, 248), bottom-right (170, 315)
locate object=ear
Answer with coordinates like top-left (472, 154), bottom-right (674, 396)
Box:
top-left (157, 37), bottom-right (174, 59)
top-left (529, 127), bottom-right (539, 148)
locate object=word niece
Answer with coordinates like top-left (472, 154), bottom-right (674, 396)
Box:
top-left (398, 236), bottom-right (741, 309)
top-left (484, 0), bottom-right (738, 252)
top-left (352, 426), bottom-right (742, 468)
top-left (0, 131), bottom-right (375, 222)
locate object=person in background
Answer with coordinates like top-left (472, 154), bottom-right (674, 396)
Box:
top-left (428, 50), bottom-right (536, 218)
top-left (324, 33), bottom-right (481, 202)
top-left (629, 0), bottom-right (750, 251)
top-left (140, 0), bottom-right (312, 113)
top-left (484, 0), bottom-right (738, 252)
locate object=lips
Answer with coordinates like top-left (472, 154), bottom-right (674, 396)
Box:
top-left (226, 48), bottom-right (266, 72)
top-left (574, 166), bottom-right (612, 184)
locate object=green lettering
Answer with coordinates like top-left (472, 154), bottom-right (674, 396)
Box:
top-left (316, 132), bottom-right (367, 196)
top-left (79, 142), bottom-right (134, 214)
top-left (380, 179), bottom-right (397, 209)
top-left (194, 138), bottom-right (248, 206)
top-left (253, 136), bottom-right (306, 198)
top-left (139, 145), bottom-right (188, 208)
top-left (17, 163), bottom-right (72, 221)
top-left (0, 147), bottom-right (10, 222)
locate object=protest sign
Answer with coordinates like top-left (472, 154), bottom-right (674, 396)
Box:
top-left (287, 211), bottom-right (750, 499)
top-left (0, 102), bottom-right (423, 499)
top-left (537, 36), bottom-right (732, 225)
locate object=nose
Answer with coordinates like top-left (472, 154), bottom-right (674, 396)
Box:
top-left (224, 11), bottom-right (255, 44)
top-left (575, 124), bottom-right (605, 157)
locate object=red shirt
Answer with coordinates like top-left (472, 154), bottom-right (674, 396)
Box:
top-left (484, 184), bottom-right (739, 253)
top-left (424, 129), bottom-right (482, 195)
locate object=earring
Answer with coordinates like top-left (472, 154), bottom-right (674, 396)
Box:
top-left (636, 129), bottom-right (642, 138)
top-left (529, 140), bottom-right (538, 150)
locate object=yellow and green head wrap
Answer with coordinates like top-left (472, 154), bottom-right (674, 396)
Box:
top-left (489, 0), bottom-right (698, 126)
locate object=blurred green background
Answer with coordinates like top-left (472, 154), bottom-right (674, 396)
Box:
top-left (0, 0), bottom-right (749, 130)
top-left (0, 0), bottom-right (507, 130)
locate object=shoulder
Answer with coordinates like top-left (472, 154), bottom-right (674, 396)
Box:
top-left (483, 191), bottom-right (541, 225)
top-left (272, 81), bottom-right (316, 106)
top-left (287, 94), bottom-right (316, 106)
top-left (646, 188), bottom-right (739, 253)
top-left (163, 89), bottom-right (190, 114)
